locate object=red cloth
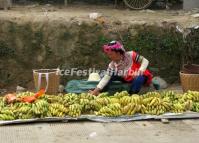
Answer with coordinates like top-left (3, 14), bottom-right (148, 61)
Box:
top-left (124, 51), bottom-right (153, 85)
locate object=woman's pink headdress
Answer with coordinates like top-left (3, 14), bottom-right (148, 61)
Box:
top-left (103, 41), bottom-right (125, 53)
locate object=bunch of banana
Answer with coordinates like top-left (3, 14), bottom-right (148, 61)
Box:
top-left (80, 93), bottom-right (95, 100)
top-left (108, 103), bottom-right (122, 116)
top-left (192, 102), bottom-right (199, 112)
top-left (95, 97), bottom-right (110, 106)
top-left (143, 105), bottom-right (167, 115)
top-left (120, 95), bottom-right (142, 107)
top-left (184, 100), bottom-right (193, 111)
top-left (0, 97), bottom-right (6, 108)
top-left (161, 91), bottom-right (176, 99)
top-left (89, 100), bottom-right (103, 111)
top-left (46, 95), bottom-right (64, 104)
top-left (0, 114), bottom-right (15, 120)
top-left (16, 91), bottom-right (35, 98)
top-left (122, 103), bottom-right (140, 116)
top-left (181, 91), bottom-right (199, 102)
top-left (13, 102), bottom-right (30, 109)
top-left (20, 114), bottom-right (34, 119)
top-left (95, 107), bottom-right (113, 116)
top-left (171, 102), bottom-right (186, 113)
top-left (80, 98), bottom-right (92, 112)
top-left (142, 96), bottom-right (158, 105)
top-left (142, 97), bottom-right (171, 115)
top-left (143, 92), bottom-right (161, 98)
top-left (95, 103), bottom-right (122, 117)
top-left (131, 95), bottom-right (142, 105)
top-left (13, 103), bottom-right (33, 119)
top-left (0, 109), bottom-right (15, 120)
top-left (63, 93), bottom-right (80, 107)
top-left (48, 103), bottom-right (69, 117)
top-left (109, 97), bottom-right (120, 104)
top-left (114, 91), bottom-right (129, 99)
top-left (98, 92), bottom-right (109, 98)
top-left (79, 93), bottom-right (96, 113)
top-left (119, 96), bottom-right (132, 107)
top-left (68, 104), bottom-right (82, 118)
top-left (32, 100), bottom-right (49, 117)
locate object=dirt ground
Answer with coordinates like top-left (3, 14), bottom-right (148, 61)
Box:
top-left (0, 4), bottom-right (199, 27)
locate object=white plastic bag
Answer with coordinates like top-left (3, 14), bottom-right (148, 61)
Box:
top-left (152, 76), bottom-right (168, 89)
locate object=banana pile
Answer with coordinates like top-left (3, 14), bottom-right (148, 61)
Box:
top-left (181, 91), bottom-right (199, 102)
top-left (14, 103), bottom-right (33, 119)
top-left (16, 91), bottom-right (35, 98)
top-left (48, 103), bottom-right (69, 117)
top-left (79, 93), bottom-right (96, 113)
top-left (114, 91), bottom-right (129, 99)
top-left (192, 102), bottom-right (199, 112)
top-left (119, 95), bottom-right (142, 107)
top-left (118, 95), bottom-right (142, 115)
top-left (95, 103), bottom-right (122, 117)
top-left (63, 93), bottom-right (79, 106)
top-left (46, 95), bottom-right (64, 104)
top-left (32, 100), bottom-right (49, 117)
top-left (178, 91), bottom-right (199, 112)
top-left (0, 108), bottom-right (15, 120)
top-left (0, 97), bottom-right (5, 109)
top-left (0, 90), bottom-right (199, 120)
top-left (0, 97), bottom-right (15, 120)
top-left (122, 103), bottom-right (140, 116)
top-left (68, 104), bottom-right (82, 118)
top-left (141, 96), bottom-right (171, 115)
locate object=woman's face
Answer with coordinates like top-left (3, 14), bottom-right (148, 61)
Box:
top-left (106, 51), bottom-right (122, 62)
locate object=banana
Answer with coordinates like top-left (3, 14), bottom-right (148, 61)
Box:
top-left (0, 91), bottom-right (199, 120)
top-left (0, 114), bottom-right (15, 120)
top-left (68, 104), bottom-right (82, 118)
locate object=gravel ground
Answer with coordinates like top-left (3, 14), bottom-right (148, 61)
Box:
top-left (0, 5), bottom-right (199, 27)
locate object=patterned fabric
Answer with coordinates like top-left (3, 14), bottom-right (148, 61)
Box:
top-left (123, 51), bottom-right (152, 85)
top-left (106, 51), bottom-right (152, 85)
top-left (107, 51), bottom-right (133, 77)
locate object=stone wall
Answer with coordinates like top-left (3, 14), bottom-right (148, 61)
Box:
top-left (0, 20), bottom-right (198, 88)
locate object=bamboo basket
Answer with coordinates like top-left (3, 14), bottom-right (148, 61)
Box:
top-left (182, 64), bottom-right (199, 74)
top-left (33, 69), bottom-right (60, 95)
top-left (180, 71), bottom-right (199, 92)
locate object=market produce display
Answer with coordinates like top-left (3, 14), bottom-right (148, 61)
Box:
top-left (0, 90), bottom-right (199, 120)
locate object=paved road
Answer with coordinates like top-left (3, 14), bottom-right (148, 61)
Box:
top-left (0, 119), bottom-right (198, 143)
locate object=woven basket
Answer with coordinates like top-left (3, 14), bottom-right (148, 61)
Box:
top-left (180, 71), bottom-right (199, 92)
top-left (182, 64), bottom-right (199, 74)
top-left (33, 69), bottom-right (60, 95)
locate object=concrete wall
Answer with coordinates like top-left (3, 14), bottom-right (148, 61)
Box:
top-left (183, 0), bottom-right (199, 10)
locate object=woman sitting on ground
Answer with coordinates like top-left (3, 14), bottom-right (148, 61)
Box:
top-left (89, 40), bottom-right (153, 96)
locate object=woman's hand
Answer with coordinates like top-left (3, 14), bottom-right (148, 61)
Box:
top-left (89, 88), bottom-right (101, 96)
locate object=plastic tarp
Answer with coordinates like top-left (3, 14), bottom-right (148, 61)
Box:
top-left (65, 80), bottom-right (130, 94)
top-left (0, 112), bottom-right (199, 125)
